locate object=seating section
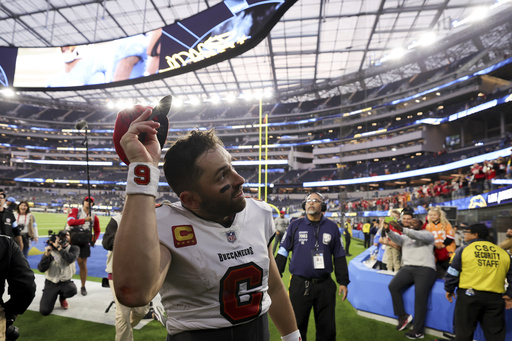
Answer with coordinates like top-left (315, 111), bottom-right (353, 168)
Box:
top-left (1, 55), bottom-right (511, 211)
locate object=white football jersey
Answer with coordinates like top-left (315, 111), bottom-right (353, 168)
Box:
top-left (156, 198), bottom-right (276, 335)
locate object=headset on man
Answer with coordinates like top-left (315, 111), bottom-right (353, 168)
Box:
top-left (301, 192), bottom-right (327, 212)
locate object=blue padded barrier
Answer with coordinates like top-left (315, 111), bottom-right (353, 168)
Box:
top-left (351, 229), bottom-right (364, 240)
top-left (347, 249), bottom-right (512, 340)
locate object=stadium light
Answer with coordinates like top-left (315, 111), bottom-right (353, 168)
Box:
top-left (115, 100), bottom-right (125, 110)
top-left (241, 92), bottom-right (253, 101)
top-left (381, 47), bottom-right (406, 62)
top-left (209, 95), bottom-right (221, 105)
top-left (173, 98), bottom-right (183, 107)
top-left (225, 94), bottom-right (237, 103)
top-left (189, 96), bottom-right (201, 106)
top-left (419, 32), bottom-right (436, 46)
top-left (468, 7), bottom-right (489, 22)
top-left (0, 88), bottom-right (15, 97)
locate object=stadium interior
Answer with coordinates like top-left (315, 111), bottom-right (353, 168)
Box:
top-left (1, 1), bottom-right (512, 340)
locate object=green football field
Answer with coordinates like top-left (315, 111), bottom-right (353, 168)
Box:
top-left (16, 212), bottom-right (441, 340)
top-left (31, 212), bottom-right (112, 236)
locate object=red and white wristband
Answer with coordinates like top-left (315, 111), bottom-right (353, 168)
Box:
top-left (125, 162), bottom-right (160, 197)
top-left (281, 330), bottom-right (301, 341)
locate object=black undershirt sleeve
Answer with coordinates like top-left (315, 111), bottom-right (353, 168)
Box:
top-left (275, 254), bottom-right (287, 277)
top-left (334, 256), bottom-right (350, 286)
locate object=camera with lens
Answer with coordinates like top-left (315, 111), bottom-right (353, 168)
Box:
top-left (45, 230), bottom-right (67, 248)
top-left (12, 223), bottom-right (23, 235)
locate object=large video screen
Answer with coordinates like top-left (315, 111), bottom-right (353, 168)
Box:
top-left (0, 0), bottom-right (296, 90)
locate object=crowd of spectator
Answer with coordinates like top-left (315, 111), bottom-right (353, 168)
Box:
top-left (339, 151), bottom-right (511, 214)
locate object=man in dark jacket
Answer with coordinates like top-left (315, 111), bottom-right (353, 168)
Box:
top-left (276, 192), bottom-right (349, 341)
top-left (0, 235), bottom-right (36, 338)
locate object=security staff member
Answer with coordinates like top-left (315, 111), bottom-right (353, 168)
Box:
top-left (0, 235), bottom-right (36, 338)
top-left (362, 220), bottom-right (371, 248)
top-left (444, 223), bottom-right (512, 341)
top-left (343, 218), bottom-right (353, 256)
top-left (276, 192), bottom-right (349, 341)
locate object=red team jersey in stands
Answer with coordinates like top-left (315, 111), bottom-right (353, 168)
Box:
top-left (156, 198), bottom-right (275, 335)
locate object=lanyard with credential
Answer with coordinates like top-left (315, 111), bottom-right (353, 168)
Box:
top-left (313, 223), bottom-right (320, 251)
top-left (312, 223), bottom-right (324, 270)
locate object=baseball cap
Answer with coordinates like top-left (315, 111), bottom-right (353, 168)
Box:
top-left (463, 223), bottom-right (489, 239)
top-left (7, 197), bottom-right (16, 203)
top-left (280, 210), bottom-right (286, 214)
top-left (84, 196), bottom-right (95, 203)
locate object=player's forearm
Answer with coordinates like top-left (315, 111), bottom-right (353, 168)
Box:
top-left (268, 286), bottom-right (298, 336)
top-left (267, 250), bottom-right (298, 336)
top-left (387, 231), bottom-right (404, 246)
top-left (405, 228), bottom-right (435, 244)
top-left (113, 194), bottom-right (160, 306)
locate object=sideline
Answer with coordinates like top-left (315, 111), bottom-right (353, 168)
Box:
top-left (23, 273), bottom-right (162, 329)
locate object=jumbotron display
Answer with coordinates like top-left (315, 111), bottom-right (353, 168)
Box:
top-left (0, 0), bottom-right (296, 90)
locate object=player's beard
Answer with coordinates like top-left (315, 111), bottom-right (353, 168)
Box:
top-left (198, 185), bottom-right (246, 220)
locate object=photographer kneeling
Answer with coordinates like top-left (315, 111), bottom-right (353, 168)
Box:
top-left (38, 230), bottom-right (79, 315)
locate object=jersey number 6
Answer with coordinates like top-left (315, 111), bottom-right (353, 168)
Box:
top-left (219, 262), bottom-right (263, 324)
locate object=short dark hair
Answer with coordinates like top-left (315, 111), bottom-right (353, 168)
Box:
top-left (411, 218), bottom-right (423, 229)
top-left (465, 223), bottom-right (489, 239)
top-left (163, 129), bottom-right (223, 196)
top-left (402, 210), bottom-right (414, 218)
top-left (58, 230), bottom-right (69, 239)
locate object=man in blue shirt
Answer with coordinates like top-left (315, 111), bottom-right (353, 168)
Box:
top-left (276, 192), bottom-right (349, 341)
top-left (373, 227), bottom-right (387, 270)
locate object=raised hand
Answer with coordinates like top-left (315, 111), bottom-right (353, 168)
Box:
top-left (119, 107), bottom-right (162, 166)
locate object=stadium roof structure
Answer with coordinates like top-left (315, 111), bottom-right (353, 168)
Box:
top-left (1, 0), bottom-right (512, 110)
